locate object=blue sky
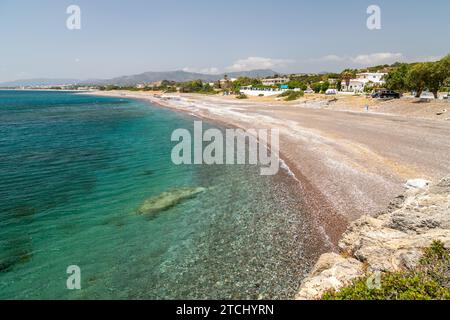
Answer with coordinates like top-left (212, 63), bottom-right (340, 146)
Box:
top-left (0, 0), bottom-right (449, 82)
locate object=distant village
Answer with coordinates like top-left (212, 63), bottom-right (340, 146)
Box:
top-left (3, 72), bottom-right (382, 93)
top-left (7, 72), bottom-right (386, 94)
top-left (100, 71), bottom-right (390, 97)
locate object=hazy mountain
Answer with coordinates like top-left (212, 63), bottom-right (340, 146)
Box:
top-left (0, 69), bottom-right (278, 87)
top-left (0, 78), bottom-right (81, 87)
top-left (82, 69), bottom-right (278, 86)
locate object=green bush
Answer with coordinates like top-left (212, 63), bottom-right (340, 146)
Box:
top-left (164, 87), bottom-right (177, 93)
top-left (287, 80), bottom-right (308, 90)
top-left (277, 90), bottom-right (292, 97)
top-left (323, 241), bottom-right (450, 300)
top-left (236, 93), bottom-right (248, 99)
top-left (278, 90), bottom-right (304, 101)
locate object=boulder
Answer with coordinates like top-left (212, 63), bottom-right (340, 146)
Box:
top-left (405, 179), bottom-right (430, 189)
top-left (295, 253), bottom-right (364, 300)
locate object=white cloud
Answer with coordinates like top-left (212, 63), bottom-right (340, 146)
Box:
top-left (322, 55), bottom-right (345, 62)
top-left (350, 52), bottom-right (403, 65)
top-left (182, 67), bottom-right (220, 74)
top-left (225, 57), bottom-right (293, 72)
top-left (312, 52), bottom-right (403, 66)
top-left (182, 57), bottom-right (293, 74)
top-left (408, 55), bottom-right (444, 63)
top-left (312, 55), bottom-right (345, 62)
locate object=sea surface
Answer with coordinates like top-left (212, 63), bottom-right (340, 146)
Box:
top-left (0, 90), bottom-right (331, 299)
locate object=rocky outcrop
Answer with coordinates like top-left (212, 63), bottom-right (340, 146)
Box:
top-left (296, 175), bottom-right (450, 300)
top-left (137, 187), bottom-right (206, 217)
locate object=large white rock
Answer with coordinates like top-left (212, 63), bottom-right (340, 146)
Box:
top-left (405, 179), bottom-right (431, 189)
top-left (295, 253), bottom-right (364, 300)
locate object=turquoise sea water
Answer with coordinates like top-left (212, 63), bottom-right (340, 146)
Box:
top-left (0, 90), bottom-right (331, 299)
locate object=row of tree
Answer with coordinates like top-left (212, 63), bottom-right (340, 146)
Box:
top-left (384, 55), bottom-right (450, 98)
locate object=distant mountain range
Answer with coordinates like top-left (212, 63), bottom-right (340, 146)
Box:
top-left (0, 69), bottom-right (278, 87)
top-left (0, 78), bottom-right (82, 87)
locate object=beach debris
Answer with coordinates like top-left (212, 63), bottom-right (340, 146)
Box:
top-left (405, 179), bottom-right (431, 189)
top-left (137, 187), bottom-right (206, 217)
top-left (328, 98), bottom-right (338, 104)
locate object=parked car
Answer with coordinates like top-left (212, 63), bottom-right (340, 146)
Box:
top-left (325, 89), bottom-right (337, 95)
top-left (304, 89), bottom-right (314, 94)
top-left (419, 92), bottom-right (434, 101)
top-left (372, 90), bottom-right (401, 99)
top-left (443, 93), bottom-right (449, 100)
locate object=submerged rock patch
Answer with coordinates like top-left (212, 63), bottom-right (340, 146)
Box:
top-left (0, 235), bottom-right (33, 273)
top-left (137, 187), bottom-right (206, 217)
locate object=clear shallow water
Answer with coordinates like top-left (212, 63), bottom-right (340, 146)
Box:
top-left (0, 90), bottom-right (331, 299)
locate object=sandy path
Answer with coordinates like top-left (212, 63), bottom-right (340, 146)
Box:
top-left (85, 91), bottom-right (450, 241)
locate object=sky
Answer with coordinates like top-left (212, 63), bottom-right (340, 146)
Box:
top-left (0, 0), bottom-right (449, 82)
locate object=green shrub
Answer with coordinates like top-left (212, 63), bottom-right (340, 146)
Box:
top-left (323, 241), bottom-right (450, 300)
top-left (164, 87), bottom-right (177, 93)
top-left (236, 93), bottom-right (248, 99)
top-left (277, 90), bottom-right (292, 97)
top-left (278, 90), bottom-right (304, 101)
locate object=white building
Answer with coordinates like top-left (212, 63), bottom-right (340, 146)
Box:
top-left (261, 77), bottom-right (289, 86)
top-left (341, 72), bottom-right (387, 92)
top-left (240, 86), bottom-right (301, 97)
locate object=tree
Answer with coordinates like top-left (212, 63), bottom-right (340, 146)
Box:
top-left (220, 74), bottom-right (232, 90)
top-left (428, 62), bottom-right (444, 98)
top-left (406, 63), bottom-right (429, 97)
top-left (321, 81), bottom-right (330, 92)
top-left (340, 69), bottom-right (356, 88)
top-left (179, 79), bottom-right (204, 93)
top-left (439, 54), bottom-right (450, 89)
top-left (311, 82), bottom-right (322, 93)
top-left (385, 63), bottom-right (410, 92)
top-left (287, 80), bottom-right (307, 90)
top-left (232, 77), bottom-right (261, 90)
top-left (404, 55), bottom-right (450, 98)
